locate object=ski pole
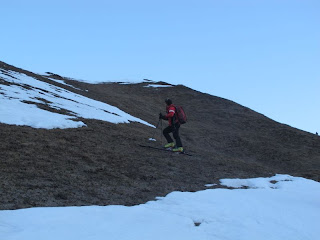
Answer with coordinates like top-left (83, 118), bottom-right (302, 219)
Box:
top-left (160, 118), bottom-right (163, 146)
top-left (151, 118), bottom-right (161, 140)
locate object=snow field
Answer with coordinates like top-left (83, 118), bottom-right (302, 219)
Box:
top-left (0, 175), bottom-right (319, 240)
top-left (0, 70), bottom-right (154, 129)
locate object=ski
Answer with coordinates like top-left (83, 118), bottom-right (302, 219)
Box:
top-left (139, 144), bottom-right (193, 156)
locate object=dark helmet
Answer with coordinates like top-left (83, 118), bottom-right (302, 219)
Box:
top-left (165, 98), bottom-right (172, 105)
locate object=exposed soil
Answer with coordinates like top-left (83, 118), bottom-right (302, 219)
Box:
top-left (1, 61), bottom-right (320, 210)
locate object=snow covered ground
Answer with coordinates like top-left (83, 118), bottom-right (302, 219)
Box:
top-left (0, 70), bottom-right (154, 129)
top-left (1, 175), bottom-right (319, 240)
top-left (144, 84), bottom-right (173, 88)
top-left (44, 76), bottom-right (83, 91)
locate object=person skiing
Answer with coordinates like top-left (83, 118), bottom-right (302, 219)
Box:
top-left (159, 98), bottom-right (184, 152)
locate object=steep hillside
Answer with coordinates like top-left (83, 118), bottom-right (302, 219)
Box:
top-left (1, 61), bottom-right (319, 210)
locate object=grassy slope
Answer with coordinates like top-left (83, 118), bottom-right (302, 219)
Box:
top-left (1, 61), bottom-right (319, 209)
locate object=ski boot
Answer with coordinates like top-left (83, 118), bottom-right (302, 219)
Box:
top-left (164, 142), bottom-right (175, 149)
top-left (172, 147), bottom-right (184, 153)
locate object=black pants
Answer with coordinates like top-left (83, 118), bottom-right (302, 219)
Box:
top-left (163, 123), bottom-right (183, 148)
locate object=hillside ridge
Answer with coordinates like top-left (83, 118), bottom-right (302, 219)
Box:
top-left (1, 61), bottom-right (319, 210)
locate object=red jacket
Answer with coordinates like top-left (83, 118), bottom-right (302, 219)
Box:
top-left (165, 104), bottom-right (179, 126)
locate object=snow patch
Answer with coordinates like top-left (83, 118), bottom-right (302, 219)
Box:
top-left (44, 77), bottom-right (83, 91)
top-left (0, 175), bottom-right (319, 240)
top-left (204, 184), bottom-right (217, 187)
top-left (0, 71), bottom-right (154, 129)
top-left (220, 174), bottom-right (296, 189)
top-left (144, 84), bottom-right (173, 88)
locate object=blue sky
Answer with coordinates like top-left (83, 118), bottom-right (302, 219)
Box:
top-left (1, 0), bottom-right (319, 133)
